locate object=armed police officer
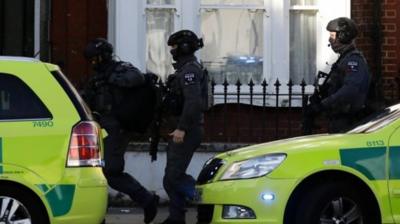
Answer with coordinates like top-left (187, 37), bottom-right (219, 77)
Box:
top-left (303, 17), bottom-right (371, 134)
top-left (161, 30), bottom-right (205, 224)
top-left (82, 38), bottom-right (159, 224)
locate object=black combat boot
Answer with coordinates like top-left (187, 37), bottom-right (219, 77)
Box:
top-left (144, 194), bottom-right (159, 223)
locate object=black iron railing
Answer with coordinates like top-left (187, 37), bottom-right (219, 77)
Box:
top-left (201, 77), bottom-right (398, 143)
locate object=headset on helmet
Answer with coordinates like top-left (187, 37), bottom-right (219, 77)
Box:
top-left (326, 17), bottom-right (358, 44)
top-left (84, 38), bottom-right (113, 60)
top-left (167, 30), bottom-right (204, 55)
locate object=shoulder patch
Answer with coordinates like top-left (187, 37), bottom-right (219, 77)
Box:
top-left (346, 61), bottom-right (359, 73)
top-left (183, 73), bottom-right (196, 85)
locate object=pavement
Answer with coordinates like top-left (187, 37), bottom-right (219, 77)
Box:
top-left (106, 207), bottom-right (198, 224)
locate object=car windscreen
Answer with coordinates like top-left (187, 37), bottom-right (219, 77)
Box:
top-left (347, 104), bottom-right (400, 133)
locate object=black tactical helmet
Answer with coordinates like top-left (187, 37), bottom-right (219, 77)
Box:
top-left (326, 17), bottom-right (358, 44)
top-left (84, 38), bottom-right (113, 60)
top-left (167, 30), bottom-right (204, 55)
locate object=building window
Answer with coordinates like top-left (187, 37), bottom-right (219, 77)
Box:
top-left (200, 0), bottom-right (265, 84)
top-left (146, 9), bottom-right (175, 79)
top-left (146, 0), bottom-right (176, 80)
top-left (290, 0), bottom-right (318, 84)
top-left (200, 8), bottom-right (264, 85)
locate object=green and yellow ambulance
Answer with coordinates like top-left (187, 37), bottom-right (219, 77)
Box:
top-left (0, 57), bottom-right (107, 224)
top-left (197, 103), bottom-right (400, 224)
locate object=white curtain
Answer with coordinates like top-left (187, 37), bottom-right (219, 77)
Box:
top-left (290, 0), bottom-right (317, 84)
top-left (146, 9), bottom-right (175, 81)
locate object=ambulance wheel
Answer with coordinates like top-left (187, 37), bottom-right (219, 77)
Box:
top-left (0, 185), bottom-right (49, 224)
top-left (293, 181), bottom-right (380, 224)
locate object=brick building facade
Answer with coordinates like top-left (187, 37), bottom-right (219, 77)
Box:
top-left (351, 0), bottom-right (400, 101)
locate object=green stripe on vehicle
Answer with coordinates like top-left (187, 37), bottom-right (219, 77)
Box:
top-left (0, 138), bottom-right (3, 174)
top-left (340, 147), bottom-right (386, 180)
top-left (44, 185), bottom-right (76, 217)
top-left (389, 146), bottom-right (400, 179)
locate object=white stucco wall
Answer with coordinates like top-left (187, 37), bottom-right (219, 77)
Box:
top-left (108, 151), bottom-right (216, 201)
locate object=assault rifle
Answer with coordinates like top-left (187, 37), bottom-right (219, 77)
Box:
top-left (148, 79), bottom-right (167, 162)
top-left (302, 71), bottom-right (330, 135)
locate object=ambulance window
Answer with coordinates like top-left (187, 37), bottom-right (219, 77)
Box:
top-left (0, 73), bottom-right (52, 120)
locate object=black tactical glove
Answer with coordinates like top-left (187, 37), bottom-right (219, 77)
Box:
top-left (149, 136), bottom-right (158, 162)
top-left (149, 151), bottom-right (157, 162)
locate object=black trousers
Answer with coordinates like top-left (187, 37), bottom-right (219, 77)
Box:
top-left (163, 126), bottom-right (203, 221)
top-left (100, 116), bottom-right (153, 207)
